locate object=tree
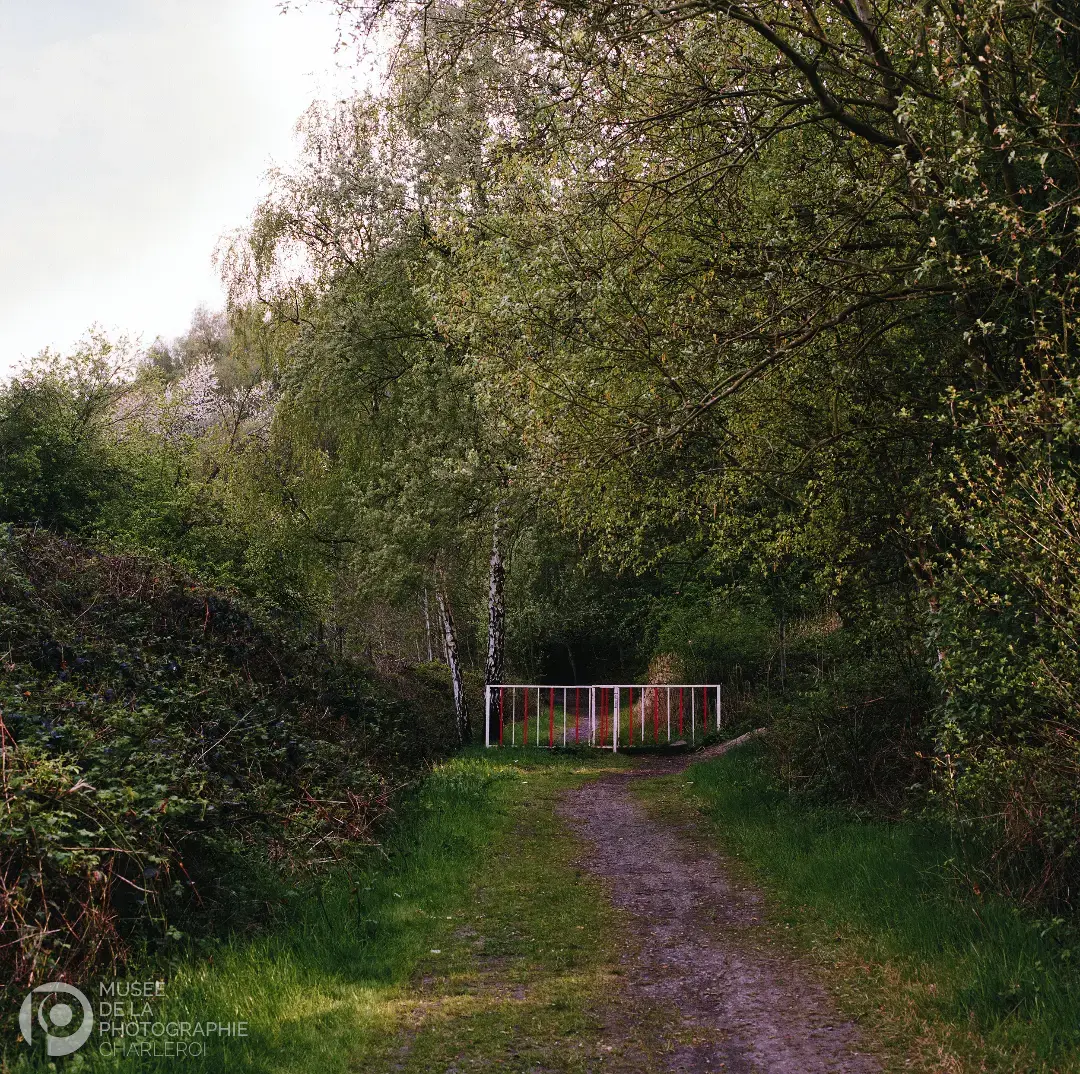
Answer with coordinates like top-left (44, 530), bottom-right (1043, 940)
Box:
top-left (0, 335), bottom-right (134, 534)
top-left (222, 97), bottom-right (529, 739)
top-left (329, 0), bottom-right (1080, 894)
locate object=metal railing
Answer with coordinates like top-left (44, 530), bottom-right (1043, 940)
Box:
top-left (484, 684), bottom-right (725, 751)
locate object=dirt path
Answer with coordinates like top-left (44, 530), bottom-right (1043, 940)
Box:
top-left (558, 765), bottom-right (881, 1074)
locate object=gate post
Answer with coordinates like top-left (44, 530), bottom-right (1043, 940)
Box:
top-left (613, 687), bottom-right (619, 753)
top-left (485, 685), bottom-right (491, 747)
top-left (716, 684), bottom-right (722, 731)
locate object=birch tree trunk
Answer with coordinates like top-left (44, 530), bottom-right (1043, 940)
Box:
top-left (436, 584), bottom-right (470, 743)
top-left (485, 511), bottom-right (506, 687)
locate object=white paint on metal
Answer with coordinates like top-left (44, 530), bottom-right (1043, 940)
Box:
top-left (486, 683), bottom-right (727, 689)
top-left (484, 684), bottom-right (726, 749)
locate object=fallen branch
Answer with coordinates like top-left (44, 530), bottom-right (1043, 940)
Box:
top-left (697, 727), bottom-right (768, 760)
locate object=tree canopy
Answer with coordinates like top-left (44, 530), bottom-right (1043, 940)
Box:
top-left (3, 0), bottom-right (1078, 906)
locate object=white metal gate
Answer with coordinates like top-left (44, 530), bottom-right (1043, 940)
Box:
top-left (484, 684), bottom-right (725, 751)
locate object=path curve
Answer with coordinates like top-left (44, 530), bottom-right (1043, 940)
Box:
top-left (558, 766), bottom-right (881, 1074)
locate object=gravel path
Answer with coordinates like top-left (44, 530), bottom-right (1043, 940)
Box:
top-left (558, 766), bottom-right (881, 1074)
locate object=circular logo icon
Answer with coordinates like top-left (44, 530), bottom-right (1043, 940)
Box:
top-left (19, 982), bottom-right (93, 1057)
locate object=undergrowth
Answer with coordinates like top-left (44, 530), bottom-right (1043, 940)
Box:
top-left (7, 750), bottom-right (643, 1073)
top-left (662, 745), bottom-right (1080, 1073)
top-left (0, 530), bottom-right (455, 1003)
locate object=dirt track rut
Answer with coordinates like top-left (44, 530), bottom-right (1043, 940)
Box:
top-left (558, 767), bottom-right (881, 1074)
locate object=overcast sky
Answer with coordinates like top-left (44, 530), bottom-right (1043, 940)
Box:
top-left (0, 0), bottom-right (356, 374)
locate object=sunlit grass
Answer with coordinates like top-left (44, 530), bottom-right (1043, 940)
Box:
top-left (645, 744), bottom-right (1080, 1074)
top-left (13, 748), bottom-right (643, 1074)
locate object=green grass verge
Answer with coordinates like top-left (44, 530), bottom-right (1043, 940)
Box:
top-left (8, 748), bottom-right (656, 1074)
top-left (642, 744), bottom-right (1080, 1074)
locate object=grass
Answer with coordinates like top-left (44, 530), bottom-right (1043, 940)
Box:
top-left (13, 739), bottom-right (1077, 1073)
top-left (642, 743), bottom-right (1080, 1074)
top-left (9, 748), bottom-right (657, 1074)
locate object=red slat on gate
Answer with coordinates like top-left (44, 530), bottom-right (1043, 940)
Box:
top-left (548, 687), bottom-right (555, 748)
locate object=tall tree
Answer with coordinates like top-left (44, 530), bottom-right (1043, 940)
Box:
top-left (333, 0), bottom-right (1080, 896)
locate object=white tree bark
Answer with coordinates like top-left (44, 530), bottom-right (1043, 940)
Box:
top-left (484, 511), bottom-right (505, 687)
top-left (436, 584), bottom-right (469, 743)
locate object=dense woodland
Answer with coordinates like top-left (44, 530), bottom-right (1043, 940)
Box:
top-left (2, 0), bottom-right (1079, 998)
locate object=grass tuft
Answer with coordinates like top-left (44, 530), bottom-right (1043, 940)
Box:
top-left (7, 748), bottom-right (643, 1073)
top-left (654, 744), bottom-right (1080, 1073)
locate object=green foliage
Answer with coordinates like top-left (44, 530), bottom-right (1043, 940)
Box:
top-left (645, 587), bottom-right (776, 683)
top-left (8, 752), bottom-right (634, 1074)
top-left (673, 747), bottom-right (1080, 1069)
top-left (311, 0), bottom-right (1080, 906)
top-left (768, 652), bottom-right (932, 805)
top-left (0, 340), bottom-right (129, 534)
top-left (5, 0), bottom-right (1072, 982)
top-left (0, 530), bottom-right (455, 997)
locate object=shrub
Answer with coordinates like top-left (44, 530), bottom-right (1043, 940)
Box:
top-left (0, 530), bottom-right (455, 994)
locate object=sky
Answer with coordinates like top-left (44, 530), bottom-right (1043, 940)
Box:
top-left (0, 0), bottom-right (358, 375)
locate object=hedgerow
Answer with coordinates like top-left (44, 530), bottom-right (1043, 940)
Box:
top-left (0, 529), bottom-right (455, 995)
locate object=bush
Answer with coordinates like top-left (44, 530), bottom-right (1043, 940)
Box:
top-left (0, 366), bottom-right (123, 534)
top-left (768, 649), bottom-right (933, 806)
top-left (929, 375), bottom-right (1080, 907)
top-left (0, 530), bottom-right (456, 994)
